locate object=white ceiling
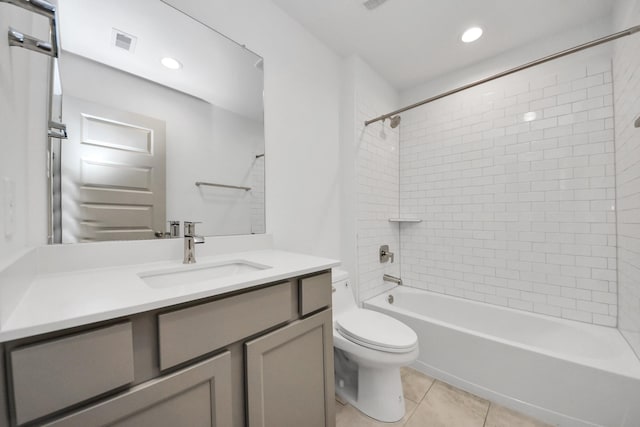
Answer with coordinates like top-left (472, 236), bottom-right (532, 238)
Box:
top-left (271, 0), bottom-right (615, 90)
top-left (58, 0), bottom-right (264, 121)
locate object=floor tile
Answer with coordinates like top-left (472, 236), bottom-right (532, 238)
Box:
top-left (404, 381), bottom-right (490, 427)
top-left (401, 366), bottom-right (435, 403)
top-left (484, 404), bottom-right (553, 427)
top-left (335, 398), bottom-right (417, 427)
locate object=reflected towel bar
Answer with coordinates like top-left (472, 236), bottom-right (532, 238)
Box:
top-left (2, 0), bottom-right (60, 58)
top-left (195, 181), bottom-right (251, 191)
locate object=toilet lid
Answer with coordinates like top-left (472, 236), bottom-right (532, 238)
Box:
top-left (336, 310), bottom-right (417, 352)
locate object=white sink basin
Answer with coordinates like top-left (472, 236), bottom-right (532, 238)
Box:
top-left (138, 260), bottom-right (271, 289)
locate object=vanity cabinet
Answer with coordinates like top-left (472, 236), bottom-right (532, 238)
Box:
top-left (158, 281), bottom-right (294, 371)
top-left (9, 323), bottom-right (135, 425)
top-left (246, 310), bottom-right (334, 427)
top-left (41, 352), bottom-right (232, 427)
top-left (0, 270), bottom-right (334, 427)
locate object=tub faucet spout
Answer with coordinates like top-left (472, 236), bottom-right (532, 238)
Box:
top-left (383, 274), bottom-right (402, 286)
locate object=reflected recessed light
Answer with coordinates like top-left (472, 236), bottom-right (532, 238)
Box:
top-left (161, 57), bottom-right (182, 70)
top-left (523, 111), bottom-right (537, 122)
top-left (461, 27), bottom-right (483, 43)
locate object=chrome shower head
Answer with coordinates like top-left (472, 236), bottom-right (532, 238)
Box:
top-left (389, 115), bottom-right (401, 128)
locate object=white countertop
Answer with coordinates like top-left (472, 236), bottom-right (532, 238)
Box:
top-left (0, 249), bottom-right (339, 342)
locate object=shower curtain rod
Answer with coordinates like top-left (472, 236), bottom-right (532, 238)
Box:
top-left (365, 24), bottom-right (640, 126)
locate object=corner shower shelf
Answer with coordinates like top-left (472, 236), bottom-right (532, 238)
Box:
top-left (388, 218), bottom-right (422, 223)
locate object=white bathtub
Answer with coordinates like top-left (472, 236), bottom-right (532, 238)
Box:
top-left (365, 286), bottom-right (640, 427)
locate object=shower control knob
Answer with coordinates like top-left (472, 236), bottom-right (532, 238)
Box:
top-left (379, 244), bottom-right (394, 263)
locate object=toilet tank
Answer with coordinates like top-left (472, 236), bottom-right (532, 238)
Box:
top-left (332, 269), bottom-right (357, 316)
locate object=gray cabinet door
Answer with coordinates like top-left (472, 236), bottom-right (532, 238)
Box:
top-left (245, 310), bottom-right (335, 427)
top-left (43, 351), bottom-right (232, 427)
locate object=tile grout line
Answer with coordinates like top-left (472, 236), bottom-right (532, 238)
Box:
top-left (483, 402), bottom-right (492, 427)
top-left (421, 378), bottom-right (437, 402)
top-left (402, 378), bottom-right (437, 426)
top-left (400, 375), bottom-right (436, 426)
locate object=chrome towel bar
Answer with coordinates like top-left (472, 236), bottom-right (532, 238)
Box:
top-left (365, 24), bottom-right (640, 126)
top-left (195, 181), bottom-right (251, 191)
top-left (2, 0), bottom-right (60, 57)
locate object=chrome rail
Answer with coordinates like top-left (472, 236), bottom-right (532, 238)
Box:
top-left (365, 24), bottom-right (640, 126)
top-left (2, 0), bottom-right (60, 57)
top-left (195, 181), bottom-right (251, 191)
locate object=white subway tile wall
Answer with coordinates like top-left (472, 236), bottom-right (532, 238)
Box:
top-left (614, 21), bottom-right (640, 354)
top-left (399, 55), bottom-right (617, 326)
top-left (356, 98), bottom-right (401, 301)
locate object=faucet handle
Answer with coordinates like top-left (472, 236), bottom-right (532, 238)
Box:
top-left (168, 220), bottom-right (180, 238)
top-left (379, 245), bottom-right (394, 263)
top-left (184, 221), bottom-right (202, 236)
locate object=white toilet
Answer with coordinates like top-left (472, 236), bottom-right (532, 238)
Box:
top-left (332, 269), bottom-right (419, 422)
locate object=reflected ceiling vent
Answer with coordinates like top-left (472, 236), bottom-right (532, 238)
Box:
top-left (111, 28), bottom-right (137, 53)
top-left (362, 0), bottom-right (388, 10)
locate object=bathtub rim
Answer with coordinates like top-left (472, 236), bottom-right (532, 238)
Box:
top-left (365, 285), bottom-right (640, 381)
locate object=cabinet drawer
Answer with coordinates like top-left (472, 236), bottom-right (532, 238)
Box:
top-left (158, 281), bottom-right (293, 370)
top-left (10, 322), bottom-right (134, 425)
top-left (299, 272), bottom-right (331, 316)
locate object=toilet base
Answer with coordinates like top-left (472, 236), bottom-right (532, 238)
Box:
top-left (335, 356), bottom-right (405, 422)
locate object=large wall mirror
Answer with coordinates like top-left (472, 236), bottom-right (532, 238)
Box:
top-left (50, 0), bottom-right (265, 243)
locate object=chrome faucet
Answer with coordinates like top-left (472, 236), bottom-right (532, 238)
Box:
top-left (183, 221), bottom-right (205, 264)
top-left (168, 220), bottom-right (181, 238)
top-left (154, 220), bottom-right (181, 239)
top-left (383, 274), bottom-right (402, 286)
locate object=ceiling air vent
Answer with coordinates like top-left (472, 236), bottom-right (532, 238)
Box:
top-left (111, 29), bottom-right (137, 53)
top-left (362, 0), bottom-right (388, 10)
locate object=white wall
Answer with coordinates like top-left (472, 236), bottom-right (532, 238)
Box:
top-left (60, 53), bottom-right (265, 237)
top-left (399, 52), bottom-right (618, 326)
top-left (401, 18), bottom-right (613, 106)
top-left (339, 57), bottom-right (358, 293)
top-left (613, 0), bottom-right (640, 356)
top-left (342, 56), bottom-right (401, 302)
top-left (166, 0), bottom-right (343, 258)
top-left (0, 6), bottom-right (49, 262)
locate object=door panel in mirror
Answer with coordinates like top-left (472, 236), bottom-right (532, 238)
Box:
top-left (61, 96), bottom-right (166, 242)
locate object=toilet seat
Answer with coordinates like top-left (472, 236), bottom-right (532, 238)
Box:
top-left (335, 310), bottom-right (417, 354)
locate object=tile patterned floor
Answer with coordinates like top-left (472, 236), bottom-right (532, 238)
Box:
top-left (336, 367), bottom-right (553, 427)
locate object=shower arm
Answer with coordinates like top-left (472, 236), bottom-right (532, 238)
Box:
top-left (365, 24), bottom-right (640, 127)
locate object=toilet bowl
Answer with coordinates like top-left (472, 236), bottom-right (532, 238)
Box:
top-left (332, 269), bottom-right (418, 422)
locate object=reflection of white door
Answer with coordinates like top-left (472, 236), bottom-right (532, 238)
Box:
top-left (61, 96), bottom-right (166, 242)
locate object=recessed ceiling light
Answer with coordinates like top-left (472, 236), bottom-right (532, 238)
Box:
top-left (461, 27), bottom-right (483, 43)
top-left (161, 57), bottom-right (182, 70)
